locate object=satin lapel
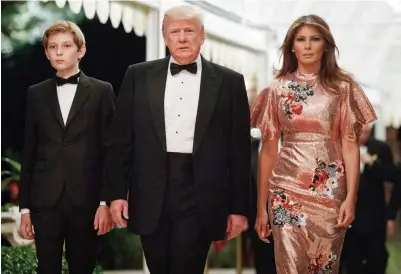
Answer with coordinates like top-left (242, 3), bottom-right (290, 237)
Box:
top-left (193, 58), bottom-right (222, 154)
top-left (146, 57), bottom-right (170, 151)
top-left (65, 72), bottom-right (91, 129)
top-left (46, 79), bottom-right (64, 129)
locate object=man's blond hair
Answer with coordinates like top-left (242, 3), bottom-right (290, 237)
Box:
top-left (162, 5), bottom-right (204, 32)
top-left (43, 21), bottom-right (85, 49)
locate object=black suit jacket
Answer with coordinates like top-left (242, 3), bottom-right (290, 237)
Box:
top-left (19, 73), bottom-right (115, 210)
top-left (249, 137), bottom-right (260, 227)
top-left (353, 139), bottom-right (398, 234)
top-left (106, 57), bottom-right (251, 239)
top-left (388, 162), bottom-right (401, 220)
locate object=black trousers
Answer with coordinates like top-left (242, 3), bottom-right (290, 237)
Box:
top-left (141, 153), bottom-right (211, 274)
top-left (340, 228), bottom-right (388, 274)
top-left (31, 189), bottom-right (98, 274)
top-left (248, 228), bottom-right (276, 274)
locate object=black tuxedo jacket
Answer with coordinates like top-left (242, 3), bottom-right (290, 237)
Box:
top-left (353, 139), bottom-right (399, 234)
top-left (19, 73), bottom-right (115, 210)
top-left (106, 57), bottom-right (251, 239)
top-left (387, 162), bottom-right (401, 220)
top-left (249, 137), bottom-right (260, 227)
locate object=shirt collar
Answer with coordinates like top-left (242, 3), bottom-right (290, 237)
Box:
top-left (169, 54), bottom-right (202, 72)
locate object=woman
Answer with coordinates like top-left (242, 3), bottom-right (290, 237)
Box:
top-left (251, 15), bottom-right (376, 273)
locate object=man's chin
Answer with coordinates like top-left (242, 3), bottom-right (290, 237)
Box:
top-left (172, 53), bottom-right (197, 64)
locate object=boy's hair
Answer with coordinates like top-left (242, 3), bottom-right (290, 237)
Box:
top-left (43, 21), bottom-right (85, 49)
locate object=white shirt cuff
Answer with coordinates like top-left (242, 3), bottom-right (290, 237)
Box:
top-left (99, 201), bottom-right (107, 206)
top-left (20, 208), bottom-right (30, 214)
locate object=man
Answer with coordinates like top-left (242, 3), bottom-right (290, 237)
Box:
top-left (107, 5), bottom-right (250, 274)
top-left (387, 128), bottom-right (401, 236)
top-left (247, 128), bottom-right (277, 273)
top-left (19, 21), bottom-right (115, 274)
top-left (341, 124), bottom-right (399, 274)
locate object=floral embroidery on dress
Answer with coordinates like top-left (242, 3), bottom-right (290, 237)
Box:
top-left (271, 189), bottom-right (308, 227)
top-left (310, 159), bottom-right (344, 199)
top-left (308, 252), bottom-right (337, 274)
top-left (280, 81), bottom-right (314, 119)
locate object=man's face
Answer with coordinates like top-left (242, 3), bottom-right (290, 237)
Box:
top-left (248, 89), bottom-right (257, 106)
top-left (360, 124), bottom-right (373, 145)
top-left (163, 18), bottom-right (205, 65)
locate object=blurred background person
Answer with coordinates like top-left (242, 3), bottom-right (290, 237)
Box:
top-left (387, 128), bottom-right (401, 237)
top-left (341, 123), bottom-right (400, 274)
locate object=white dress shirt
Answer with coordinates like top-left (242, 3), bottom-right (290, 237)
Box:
top-left (21, 75), bottom-right (106, 214)
top-left (57, 82), bottom-right (78, 124)
top-left (164, 55), bottom-right (202, 153)
top-left (360, 145), bottom-right (368, 173)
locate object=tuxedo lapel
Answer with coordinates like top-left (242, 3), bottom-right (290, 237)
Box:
top-left (147, 57), bottom-right (170, 151)
top-left (193, 58), bottom-right (222, 154)
top-left (65, 73), bottom-right (91, 129)
top-left (46, 80), bottom-right (65, 129)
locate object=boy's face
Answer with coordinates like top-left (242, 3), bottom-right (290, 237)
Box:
top-left (45, 32), bottom-right (85, 74)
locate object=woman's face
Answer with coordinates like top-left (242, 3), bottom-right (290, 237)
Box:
top-left (292, 25), bottom-right (325, 69)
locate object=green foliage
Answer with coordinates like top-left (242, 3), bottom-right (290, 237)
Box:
top-left (1, 202), bottom-right (15, 212)
top-left (1, 1), bottom-right (84, 56)
top-left (98, 228), bottom-right (143, 269)
top-left (1, 246), bottom-right (103, 273)
top-left (1, 156), bottom-right (21, 190)
top-left (207, 240), bottom-right (237, 268)
top-left (1, 246), bottom-right (39, 274)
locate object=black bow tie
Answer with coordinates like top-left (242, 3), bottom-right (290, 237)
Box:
top-left (55, 72), bottom-right (80, 86)
top-left (170, 62), bottom-right (197, 76)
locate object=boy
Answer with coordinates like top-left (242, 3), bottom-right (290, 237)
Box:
top-left (19, 21), bottom-right (115, 274)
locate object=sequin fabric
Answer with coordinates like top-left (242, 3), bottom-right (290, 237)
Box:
top-left (250, 71), bottom-right (377, 273)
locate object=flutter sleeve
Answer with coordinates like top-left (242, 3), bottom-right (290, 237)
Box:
top-left (339, 81), bottom-right (377, 142)
top-left (250, 83), bottom-right (281, 141)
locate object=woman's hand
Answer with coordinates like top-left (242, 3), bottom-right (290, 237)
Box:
top-left (335, 197), bottom-right (356, 228)
top-left (254, 210), bottom-right (272, 243)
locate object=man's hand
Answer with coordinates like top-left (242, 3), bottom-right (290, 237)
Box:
top-left (94, 205), bottom-right (115, 235)
top-left (387, 220), bottom-right (397, 237)
top-left (110, 199), bottom-right (129, 228)
top-left (20, 214), bottom-right (35, 240)
top-left (226, 214), bottom-right (248, 240)
top-left (360, 152), bottom-right (375, 166)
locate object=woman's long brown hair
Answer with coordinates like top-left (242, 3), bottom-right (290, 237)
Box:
top-left (276, 14), bottom-right (353, 94)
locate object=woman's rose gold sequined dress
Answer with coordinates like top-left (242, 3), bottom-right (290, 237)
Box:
top-left (251, 71), bottom-right (376, 274)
